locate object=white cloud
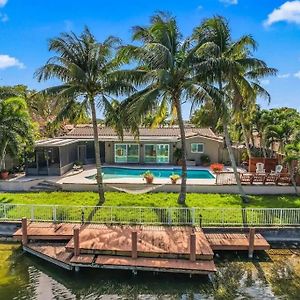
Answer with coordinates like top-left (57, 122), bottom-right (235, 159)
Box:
top-left (0, 0), bottom-right (7, 7)
top-left (261, 79), bottom-right (270, 85)
top-left (197, 5), bottom-right (203, 10)
top-left (264, 1), bottom-right (300, 26)
top-left (0, 55), bottom-right (24, 69)
top-left (278, 73), bottom-right (291, 78)
top-left (0, 13), bottom-right (8, 22)
top-left (220, 0), bottom-right (238, 5)
top-left (294, 71), bottom-right (300, 78)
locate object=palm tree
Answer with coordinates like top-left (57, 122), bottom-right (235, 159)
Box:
top-left (116, 13), bottom-right (213, 204)
top-left (0, 97), bottom-right (33, 170)
top-left (35, 27), bottom-right (134, 204)
top-left (192, 16), bottom-right (276, 202)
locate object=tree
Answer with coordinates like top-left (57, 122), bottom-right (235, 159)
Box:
top-left (35, 27), bottom-right (133, 204)
top-left (192, 16), bottom-right (276, 202)
top-left (0, 97), bottom-right (33, 170)
top-left (116, 13), bottom-right (213, 204)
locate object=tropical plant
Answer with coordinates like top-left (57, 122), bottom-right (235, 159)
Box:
top-left (0, 97), bottom-right (33, 172)
top-left (192, 16), bottom-right (276, 202)
top-left (35, 27), bottom-right (134, 204)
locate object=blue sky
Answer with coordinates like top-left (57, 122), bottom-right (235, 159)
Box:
top-left (0, 0), bottom-right (300, 118)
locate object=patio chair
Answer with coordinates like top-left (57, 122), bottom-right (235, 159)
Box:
top-left (264, 173), bottom-right (280, 185)
top-left (277, 173), bottom-right (292, 185)
top-left (256, 163), bottom-right (265, 174)
top-left (240, 173), bottom-right (254, 185)
top-left (252, 173), bottom-right (267, 185)
top-left (271, 164), bottom-right (283, 175)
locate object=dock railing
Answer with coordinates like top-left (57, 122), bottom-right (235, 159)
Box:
top-left (0, 204), bottom-right (299, 227)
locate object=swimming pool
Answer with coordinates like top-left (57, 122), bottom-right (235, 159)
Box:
top-left (86, 166), bottom-right (214, 180)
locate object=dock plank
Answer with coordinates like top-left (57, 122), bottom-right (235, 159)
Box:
top-left (65, 225), bottom-right (214, 260)
top-left (94, 255), bottom-right (217, 274)
top-left (13, 222), bottom-right (75, 240)
top-left (205, 233), bottom-right (270, 251)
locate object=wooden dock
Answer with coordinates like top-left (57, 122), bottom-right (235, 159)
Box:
top-left (13, 220), bottom-right (270, 275)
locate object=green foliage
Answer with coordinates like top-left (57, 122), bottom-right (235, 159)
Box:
top-left (0, 97), bottom-right (34, 170)
top-left (200, 154), bottom-right (211, 164)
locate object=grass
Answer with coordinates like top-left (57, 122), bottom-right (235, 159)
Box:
top-left (0, 192), bottom-right (299, 208)
top-left (0, 192), bottom-right (299, 225)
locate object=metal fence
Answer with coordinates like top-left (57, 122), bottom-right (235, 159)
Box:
top-left (0, 203), bottom-right (299, 227)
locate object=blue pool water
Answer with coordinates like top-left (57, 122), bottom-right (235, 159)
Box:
top-left (87, 167), bottom-right (214, 180)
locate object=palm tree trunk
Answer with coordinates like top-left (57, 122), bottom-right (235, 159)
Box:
top-left (241, 121), bottom-right (251, 159)
top-left (90, 96), bottom-right (105, 204)
top-left (0, 140), bottom-right (8, 170)
top-left (222, 117), bottom-right (249, 203)
top-left (174, 96), bottom-right (187, 205)
top-left (261, 135), bottom-right (267, 158)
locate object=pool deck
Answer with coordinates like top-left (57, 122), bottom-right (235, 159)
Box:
top-left (56, 164), bottom-right (217, 185)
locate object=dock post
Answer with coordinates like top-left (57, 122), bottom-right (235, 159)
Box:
top-left (73, 226), bottom-right (80, 257)
top-left (248, 227), bottom-right (255, 259)
top-left (21, 217), bottom-right (28, 246)
top-left (190, 233), bottom-right (196, 262)
top-left (131, 231), bottom-right (138, 259)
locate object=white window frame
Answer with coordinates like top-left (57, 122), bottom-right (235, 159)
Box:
top-left (144, 144), bottom-right (170, 164)
top-left (114, 143), bottom-right (139, 163)
top-left (191, 143), bottom-right (204, 154)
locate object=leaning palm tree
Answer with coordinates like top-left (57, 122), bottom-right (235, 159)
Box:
top-left (116, 13), bottom-right (213, 204)
top-left (35, 27), bottom-right (134, 204)
top-left (192, 16), bottom-right (276, 202)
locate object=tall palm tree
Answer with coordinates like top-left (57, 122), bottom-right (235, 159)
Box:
top-left (0, 97), bottom-right (33, 170)
top-left (116, 13), bottom-right (213, 204)
top-left (35, 27), bottom-right (134, 204)
top-left (192, 16), bottom-right (276, 202)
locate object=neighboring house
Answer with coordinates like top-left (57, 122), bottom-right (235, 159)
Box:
top-left (26, 125), bottom-right (227, 176)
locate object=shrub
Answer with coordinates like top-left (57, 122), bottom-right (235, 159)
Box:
top-left (200, 154), bottom-right (211, 165)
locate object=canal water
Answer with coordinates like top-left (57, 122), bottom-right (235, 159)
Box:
top-left (0, 243), bottom-right (299, 299)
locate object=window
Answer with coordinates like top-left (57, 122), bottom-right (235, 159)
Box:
top-left (191, 143), bottom-right (204, 153)
top-left (114, 144), bottom-right (139, 163)
top-left (144, 144), bottom-right (169, 163)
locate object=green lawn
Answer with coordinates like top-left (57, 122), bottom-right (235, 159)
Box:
top-left (0, 192), bottom-right (299, 225)
top-left (0, 192), bottom-right (299, 208)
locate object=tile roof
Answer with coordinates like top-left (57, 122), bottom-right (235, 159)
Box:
top-left (62, 125), bottom-right (222, 142)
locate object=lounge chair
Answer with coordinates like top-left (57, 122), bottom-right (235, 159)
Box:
top-left (277, 173), bottom-right (292, 185)
top-left (240, 173), bottom-right (254, 185)
top-left (252, 173), bottom-right (267, 185)
top-left (256, 163), bottom-right (265, 174)
top-left (264, 173), bottom-right (280, 185)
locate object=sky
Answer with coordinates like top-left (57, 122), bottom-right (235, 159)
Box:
top-left (0, 0), bottom-right (300, 118)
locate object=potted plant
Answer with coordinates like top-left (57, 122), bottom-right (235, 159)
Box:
top-left (142, 170), bottom-right (154, 184)
top-left (200, 154), bottom-right (211, 167)
top-left (173, 148), bottom-right (183, 165)
top-left (0, 169), bottom-right (9, 180)
top-left (170, 173), bottom-right (180, 184)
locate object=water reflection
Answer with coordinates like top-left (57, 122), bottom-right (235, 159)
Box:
top-left (0, 243), bottom-right (299, 299)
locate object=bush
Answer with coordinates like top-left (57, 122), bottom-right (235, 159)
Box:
top-left (200, 154), bottom-right (211, 165)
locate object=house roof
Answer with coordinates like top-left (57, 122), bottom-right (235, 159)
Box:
top-left (61, 125), bottom-right (223, 142)
top-left (35, 138), bottom-right (79, 147)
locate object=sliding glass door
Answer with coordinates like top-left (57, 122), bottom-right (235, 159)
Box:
top-left (144, 144), bottom-right (169, 164)
top-left (114, 144), bottom-right (139, 163)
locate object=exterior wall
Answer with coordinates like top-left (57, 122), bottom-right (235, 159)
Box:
top-left (104, 141), bottom-right (176, 164)
top-left (176, 137), bottom-right (222, 165)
